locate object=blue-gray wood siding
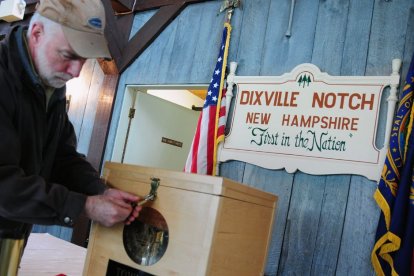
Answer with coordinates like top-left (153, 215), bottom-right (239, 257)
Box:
top-left (97, 0), bottom-right (414, 275)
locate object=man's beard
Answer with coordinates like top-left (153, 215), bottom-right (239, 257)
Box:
top-left (36, 46), bottom-right (72, 88)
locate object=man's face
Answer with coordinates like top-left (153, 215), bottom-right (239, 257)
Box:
top-left (32, 24), bottom-right (86, 88)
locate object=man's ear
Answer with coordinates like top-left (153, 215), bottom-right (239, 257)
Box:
top-left (28, 22), bottom-right (44, 46)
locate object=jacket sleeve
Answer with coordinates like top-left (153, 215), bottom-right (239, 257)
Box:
top-left (0, 75), bottom-right (105, 227)
top-left (51, 112), bottom-right (107, 197)
top-left (0, 88), bottom-right (73, 226)
top-left (46, 113), bottom-right (108, 226)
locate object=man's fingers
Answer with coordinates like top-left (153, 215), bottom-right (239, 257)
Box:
top-left (131, 205), bottom-right (141, 218)
top-left (111, 197), bottom-right (133, 209)
top-left (86, 192), bottom-right (143, 227)
top-left (105, 188), bottom-right (140, 204)
top-left (124, 204), bottom-right (142, 225)
top-left (118, 190), bottom-right (139, 202)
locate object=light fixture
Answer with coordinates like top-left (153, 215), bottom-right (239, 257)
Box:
top-left (0, 0), bottom-right (26, 22)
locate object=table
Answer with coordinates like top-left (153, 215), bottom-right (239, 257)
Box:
top-left (18, 233), bottom-right (86, 276)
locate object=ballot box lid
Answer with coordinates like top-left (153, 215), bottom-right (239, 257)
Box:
top-left (103, 162), bottom-right (277, 208)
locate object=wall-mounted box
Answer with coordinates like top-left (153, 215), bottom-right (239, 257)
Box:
top-left (83, 162), bottom-right (277, 275)
top-left (0, 0), bottom-right (25, 22)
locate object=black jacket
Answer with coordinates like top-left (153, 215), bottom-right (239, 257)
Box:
top-left (0, 26), bottom-right (106, 239)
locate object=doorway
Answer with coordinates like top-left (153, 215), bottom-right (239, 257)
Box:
top-left (110, 85), bottom-right (207, 171)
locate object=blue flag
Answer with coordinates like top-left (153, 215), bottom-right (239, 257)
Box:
top-left (372, 55), bottom-right (414, 275)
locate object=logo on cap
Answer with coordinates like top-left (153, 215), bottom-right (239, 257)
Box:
top-left (88, 18), bottom-right (103, 29)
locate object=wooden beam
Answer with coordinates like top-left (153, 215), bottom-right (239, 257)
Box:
top-left (118, 0), bottom-right (182, 11)
top-left (117, 3), bottom-right (185, 72)
top-left (113, 0), bottom-right (212, 72)
top-left (116, 0), bottom-right (210, 12)
top-left (110, 0), bottom-right (130, 13)
top-left (113, 13), bottom-right (135, 52)
top-left (102, 0), bottom-right (126, 64)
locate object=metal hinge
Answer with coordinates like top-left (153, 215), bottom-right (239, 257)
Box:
top-left (128, 108), bottom-right (136, 119)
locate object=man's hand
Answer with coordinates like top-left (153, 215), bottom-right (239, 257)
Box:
top-left (84, 188), bottom-right (142, 227)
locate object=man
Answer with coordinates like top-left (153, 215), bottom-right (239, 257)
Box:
top-left (0, 0), bottom-right (142, 274)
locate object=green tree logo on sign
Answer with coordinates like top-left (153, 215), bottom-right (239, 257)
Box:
top-left (298, 74), bottom-right (311, 87)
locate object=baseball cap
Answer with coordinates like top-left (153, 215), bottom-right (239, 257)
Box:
top-left (36, 0), bottom-right (111, 59)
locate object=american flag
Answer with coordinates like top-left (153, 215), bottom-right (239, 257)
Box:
top-left (184, 23), bottom-right (231, 175)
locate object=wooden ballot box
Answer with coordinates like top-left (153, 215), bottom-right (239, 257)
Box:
top-left (83, 162), bottom-right (277, 276)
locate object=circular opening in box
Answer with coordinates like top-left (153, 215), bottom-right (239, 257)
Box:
top-left (123, 207), bottom-right (169, 266)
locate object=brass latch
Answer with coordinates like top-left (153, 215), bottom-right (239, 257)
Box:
top-left (137, 177), bottom-right (160, 206)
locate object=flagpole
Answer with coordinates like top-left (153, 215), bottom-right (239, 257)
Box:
top-left (377, 59), bottom-right (401, 179)
top-left (185, 1), bottom-right (239, 176)
top-left (216, 61), bottom-right (237, 176)
top-left (214, 4), bottom-right (237, 176)
top-left (225, 61), bottom-right (238, 124)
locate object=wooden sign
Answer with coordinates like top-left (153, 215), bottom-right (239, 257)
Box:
top-left (219, 61), bottom-right (401, 181)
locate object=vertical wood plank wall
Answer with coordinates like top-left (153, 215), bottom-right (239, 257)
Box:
top-left (27, 0), bottom-right (408, 275)
top-left (28, 0), bottom-right (413, 274)
top-left (102, 1), bottom-right (414, 275)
